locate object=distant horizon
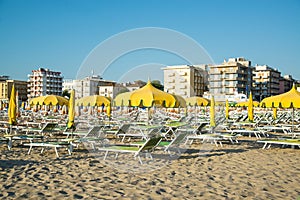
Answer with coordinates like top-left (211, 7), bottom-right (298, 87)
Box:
top-left (1, 0), bottom-right (299, 81)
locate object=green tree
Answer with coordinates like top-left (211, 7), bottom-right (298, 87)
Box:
top-left (62, 89), bottom-right (70, 98)
top-left (151, 80), bottom-right (164, 91)
top-left (116, 87), bottom-right (130, 96)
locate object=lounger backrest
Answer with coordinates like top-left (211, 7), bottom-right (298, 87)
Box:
top-left (139, 137), bottom-right (162, 152)
top-left (169, 131), bottom-right (189, 146)
top-left (42, 123), bottom-right (58, 132)
top-left (117, 124), bottom-right (131, 134)
top-left (197, 123), bottom-right (208, 133)
top-left (85, 126), bottom-right (103, 138)
top-left (147, 127), bottom-right (163, 137)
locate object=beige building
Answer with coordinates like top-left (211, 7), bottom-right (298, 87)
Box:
top-left (73, 75), bottom-right (119, 99)
top-left (27, 68), bottom-right (63, 98)
top-left (0, 76), bottom-right (28, 104)
top-left (162, 65), bottom-right (208, 98)
top-left (279, 75), bottom-right (294, 94)
top-left (253, 65), bottom-right (281, 101)
top-left (208, 57), bottom-right (253, 102)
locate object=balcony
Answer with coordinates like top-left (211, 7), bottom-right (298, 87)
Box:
top-left (179, 85), bottom-right (187, 89)
top-left (168, 73), bottom-right (175, 77)
top-left (179, 71), bottom-right (187, 76)
top-left (179, 79), bottom-right (187, 83)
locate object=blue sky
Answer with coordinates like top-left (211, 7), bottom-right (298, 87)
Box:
top-left (0, 0), bottom-right (299, 82)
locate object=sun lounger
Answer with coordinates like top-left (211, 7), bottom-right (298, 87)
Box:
top-left (24, 141), bottom-right (75, 158)
top-left (257, 138), bottom-right (300, 149)
top-left (24, 122), bottom-right (58, 136)
top-left (185, 134), bottom-right (224, 147)
top-left (0, 137), bottom-right (11, 150)
top-left (117, 125), bottom-right (162, 142)
top-left (161, 131), bottom-right (190, 154)
top-left (97, 136), bottom-right (162, 164)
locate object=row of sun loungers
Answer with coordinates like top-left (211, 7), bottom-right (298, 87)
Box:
top-left (1, 108), bottom-right (299, 161)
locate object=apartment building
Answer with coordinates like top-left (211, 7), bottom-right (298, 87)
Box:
top-left (279, 75), bottom-right (294, 93)
top-left (208, 57), bottom-right (252, 102)
top-left (0, 76), bottom-right (28, 103)
top-left (62, 79), bottom-right (74, 92)
top-left (252, 65), bottom-right (281, 101)
top-left (99, 81), bottom-right (121, 98)
top-left (27, 68), bottom-right (63, 98)
top-left (162, 65), bottom-right (208, 98)
top-left (73, 75), bottom-right (119, 99)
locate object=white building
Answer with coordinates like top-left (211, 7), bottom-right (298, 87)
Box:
top-left (253, 65), bottom-right (281, 101)
top-left (73, 75), bottom-right (121, 99)
top-left (208, 57), bottom-right (253, 102)
top-left (27, 68), bottom-right (63, 98)
top-left (62, 79), bottom-right (74, 92)
top-left (162, 65), bottom-right (208, 98)
top-left (73, 75), bottom-right (103, 99)
top-left (99, 83), bottom-right (126, 99)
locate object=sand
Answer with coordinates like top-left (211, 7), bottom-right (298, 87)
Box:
top-left (0, 138), bottom-right (299, 199)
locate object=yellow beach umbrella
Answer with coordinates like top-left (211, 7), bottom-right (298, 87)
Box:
top-left (114, 92), bottom-right (132, 107)
top-left (130, 81), bottom-right (176, 107)
top-left (225, 99), bottom-right (229, 120)
top-left (210, 96), bottom-right (216, 127)
top-left (8, 84), bottom-right (17, 126)
top-left (260, 85), bottom-right (300, 131)
top-left (30, 95), bottom-right (69, 106)
top-left (76, 95), bottom-right (111, 107)
top-left (173, 94), bottom-right (186, 108)
top-left (260, 85), bottom-right (300, 108)
top-left (185, 96), bottom-right (210, 106)
top-left (248, 92), bottom-right (254, 122)
top-left (236, 101), bottom-right (260, 107)
top-left (67, 89), bottom-right (75, 129)
top-left (106, 105), bottom-right (111, 118)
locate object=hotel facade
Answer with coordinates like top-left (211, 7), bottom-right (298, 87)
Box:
top-left (27, 68), bottom-right (63, 99)
top-left (162, 65), bottom-right (208, 98)
top-left (208, 57), bottom-right (253, 102)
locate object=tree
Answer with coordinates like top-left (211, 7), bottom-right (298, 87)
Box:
top-left (62, 90), bottom-right (70, 99)
top-left (116, 87), bottom-right (130, 96)
top-left (151, 80), bottom-right (164, 91)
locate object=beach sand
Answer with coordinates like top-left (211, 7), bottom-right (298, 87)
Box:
top-left (0, 138), bottom-right (299, 199)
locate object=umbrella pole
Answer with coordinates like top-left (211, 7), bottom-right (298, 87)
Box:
top-left (292, 107), bottom-right (294, 133)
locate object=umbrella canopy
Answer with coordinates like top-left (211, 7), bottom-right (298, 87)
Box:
top-left (236, 101), bottom-right (260, 107)
top-left (185, 96), bottom-right (210, 106)
top-left (248, 92), bottom-right (254, 122)
top-left (173, 94), bottom-right (187, 108)
top-left (113, 92), bottom-right (132, 107)
top-left (130, 81), bottom-right (176, 107)
top-left (260, 85), bottom-right (300, 108)
top-left (8, 84), bottom-right (17, 125)
top-left (225, 99), bottom-right (229, 120)
top-left (30, 95), bottom-right (69, 106)
top-left (67, 89), bottom-right (75, 129)
top-left (210, 96), bottom-right (216, 127)
top-left (76, 95), bottom-right (111, 107)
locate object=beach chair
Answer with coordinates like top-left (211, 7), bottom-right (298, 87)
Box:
top-left (117, 125), bottom-right (162, 142)
top-left (24, 141), bottom-right (75, 158)
top-left (1, 123), bottom-right (57, 149)
top-left (97, 136), bottom-right (162, 164)
top-left (160, 131), bottom-right (190, 154)
top-left (75, 126), bottom-right (108, 149)
top-left (185, 133), bottom-right (224, 147)
top-left (0, 137), bottom-right (11, 150)
top-left (24, 122), bottom-right (58, 136)
top-left (257, 138), bottom-right (300, 149)
top-left (103, 124), bottom-right (131, 138)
